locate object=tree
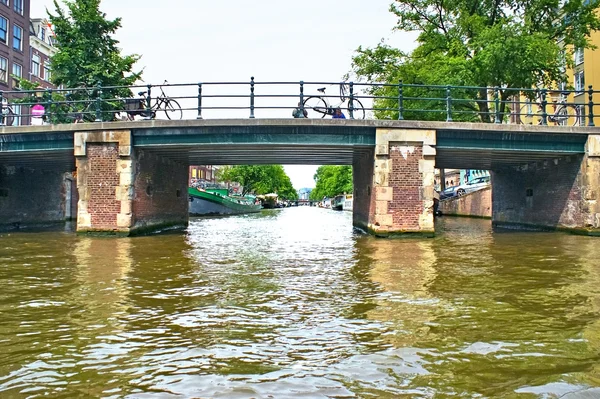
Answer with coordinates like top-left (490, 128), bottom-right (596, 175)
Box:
top-left (218, 165), bottom-right (298, 200)
top-left (42, 0), bottom-right (142, 121)
top-left (309, 166), bottom-right (353, 201)
top-left (351, 0), bottom-right (600, 122)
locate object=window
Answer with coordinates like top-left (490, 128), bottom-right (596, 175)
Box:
top-left (0, 16), bottom-right (7, 45)
top-left (12, 24), bottom-right (22, 51)
top-left (575, 70), bottom-right (585, 94)
top-left (40, 27), bottom-right (45, 41)
top-left (12, 62), bottom-right (21, 87)
top-left (43, 64), bottom-right (51, 81)
top-left (31, 54), bottom-right (40, 77)
top-left (0, 56), bottom-right (6, 83)
top-left (13, 0), bottom-right (22, 15)
top-left (0, 0), bottom-right (7, 6)
top-left (574, 48), bottom-right (584, 65)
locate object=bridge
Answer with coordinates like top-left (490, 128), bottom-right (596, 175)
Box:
top-left (0, 81), bottom-right (599, 236)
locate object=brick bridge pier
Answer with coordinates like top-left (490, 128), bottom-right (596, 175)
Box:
top-left (74, 130), bottom-right (188, 235)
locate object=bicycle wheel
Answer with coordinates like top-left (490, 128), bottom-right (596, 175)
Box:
top-left (3, 107), bottom-right (14, 126)
top-left (303, 96), bottom-right (328, 118)
top-left (518, 103), bottom-right (542, 125)
top-left (554, 105), bottom-right (580, 126)
top-left (162, 99), bottom-right (182, 120)
top-left (346, 98), bottom-right (365, 119)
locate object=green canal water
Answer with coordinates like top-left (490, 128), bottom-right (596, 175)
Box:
top-left (1, 207), bottom-right (599, 398)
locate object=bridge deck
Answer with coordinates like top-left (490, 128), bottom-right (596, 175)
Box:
top-left (0, 119), bottom-right (594, 170)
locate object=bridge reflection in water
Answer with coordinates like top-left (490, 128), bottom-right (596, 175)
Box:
top-left (0, 207), bottom-right (599, 397)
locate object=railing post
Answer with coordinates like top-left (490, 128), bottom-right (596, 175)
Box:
top-left (540, 89), bottom-right (548, 125)
top-left (398, 80), bottom-right (404, 120)
top-left (446, 85), bottom-right (452, 122)
top-left (0, 90), bottom-right (4, 126)
top-left (588, 85), bottom-right (595, 127)
top-left (299, 80), bottom-right (304, 115)
top-left (144, 84), bottom-right (152, 120)
top-left (249, 76), bottom-right (255, 119)
top-left (95, 81), bottom-right (102, 122)
top-left (494, 86), bottom-right (501, 124)
top-left (348, 81), bottom-right (354, 119)
top-left (46, 88), bottom-right (52, 124)
top-left (197, 83), bottom-right (203, 120)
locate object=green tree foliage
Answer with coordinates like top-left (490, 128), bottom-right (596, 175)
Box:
top-left (219, 165), bottom-right (298, 200)
top-left (309, 166), bottom-right (353, 201)
top-left (40, 0), bottom-right (142, 121)
top-left (351, 0), bottom-right (600, 122)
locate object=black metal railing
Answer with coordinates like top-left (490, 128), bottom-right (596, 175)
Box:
top-left (0, 79), bottom-right (596, 127)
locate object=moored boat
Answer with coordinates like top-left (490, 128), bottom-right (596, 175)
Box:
top-left (189, 187), bottom-right (262, 216)
top-left (332, 194), bottom-right (345, 211)
top-left (342, 194), bottom-right (353, 211)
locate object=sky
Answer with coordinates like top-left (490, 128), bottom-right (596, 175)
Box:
top-left (31, 0), bottom-right (418, 189)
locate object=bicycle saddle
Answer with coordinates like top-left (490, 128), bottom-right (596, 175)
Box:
top-left (317, 87), bottom-right (326, 93)
top-left (138, 91), bottom-right (146, 96)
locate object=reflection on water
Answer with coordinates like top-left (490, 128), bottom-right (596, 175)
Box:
top-left (0, 209), bottom-right (599, 397)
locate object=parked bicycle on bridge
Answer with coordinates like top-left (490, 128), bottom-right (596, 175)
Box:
top-left (302, 83), bottom-right (365, 119)
top-left (121, 80), bottom-right (183, 121)
top-left (514, 89), bottom-right (583, 126)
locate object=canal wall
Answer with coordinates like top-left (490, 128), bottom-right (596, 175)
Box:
top-left (439, 187), bottom-right (492, 218)
top-left (0, 165), bottom-right (69, 228)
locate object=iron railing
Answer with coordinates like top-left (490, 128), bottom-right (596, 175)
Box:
top-left (0, 79), bottom-right (597, 127)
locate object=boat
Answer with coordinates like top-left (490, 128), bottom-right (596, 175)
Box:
top-left (331, 194), bottom-right (345, 211)
top-left (342, 194), bottom-right (353, 211)
top-left (188, 187), bottom-right (262, 216)
top-left (258, 193), bottom-right (278, 209)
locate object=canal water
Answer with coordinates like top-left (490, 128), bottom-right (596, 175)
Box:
top-left (1, 207), bottom-right (599, 398)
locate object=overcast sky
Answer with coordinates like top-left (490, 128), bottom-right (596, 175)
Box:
top-left (31, 0), bottom-right (417, 189)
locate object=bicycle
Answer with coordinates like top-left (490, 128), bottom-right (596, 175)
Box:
top-left (125, 80), bottom-right (182, 120)
top-left (302, 83), bottom-right (366, 119)
top-left (1, 100), bottom-right (16, 126)
top-left (514, 91), bottom-right (582, 126)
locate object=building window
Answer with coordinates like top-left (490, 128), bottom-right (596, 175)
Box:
top-left (0, 16), bottom-right (7, 45)
top-left (31, 54), bottom-right (40, 77)
top-left (43, 64), bottom-right (51, 82)
top-left (575, 70), bottom-right (585, 94)
top-left (0, 56), bottom-right (6, 83)
top-left (12, 62), bottom-right (21, 87)
top-left (12, 24), bottom-right (22, 51)
top-left (13, 0), bottom-right (22, 15)
top-left (0, 0), bottom-right (7, 6)
top-left (574, 48), bottom-right (584, 65)
top-left (40, 27), bottom-right (46, 41)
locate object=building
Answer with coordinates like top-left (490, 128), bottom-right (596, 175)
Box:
top-left (0, 0), bottom-right (31, 125)
top-left (29, 18), bottom-right (55, 88)
top-left (189, 165), bottom-right (219, 187)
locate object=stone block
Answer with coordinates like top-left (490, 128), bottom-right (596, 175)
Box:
top-left (422, 145), bottom-right (436, 157)
top-left (78, 212), bottom-right (91, 228)
top-left (376, 128), bottom-right (436, 146)
top-left (375, 186), bottom-right (393, 201)
top-left (375, 200), bottom-right (388, 215)
top-left (375, 144), bottom-right (389, 156)
top-left (117, 213), bottom-right (132, 228)
top-left (419, 159), bottom-right (435, 174)
top-left (587, 135), bottom-right (600, 157)
top-left (374, 214), bottom-right (393, 227)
